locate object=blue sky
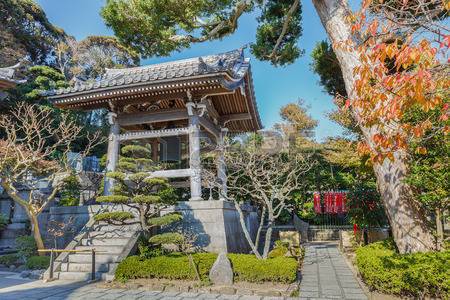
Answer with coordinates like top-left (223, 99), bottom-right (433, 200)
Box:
top-left (36, 0), bottom-right (344, 141)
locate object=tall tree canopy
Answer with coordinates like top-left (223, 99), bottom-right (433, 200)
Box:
top-left (55, 36), bottom-right (140, 80)
top-left (0, 0), bottom-right (66, 66)
top-left (101, 0), bottom-right (303, 65)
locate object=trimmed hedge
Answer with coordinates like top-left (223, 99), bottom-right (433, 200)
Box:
top-left (0, 254), bottom-right (19, 266)
top-left (356, 240), bottom-right (449, 298)
top-left (115, 253), bottom-right (217, 282)
top-left (228, 254), bottom-right (297, 283)
top-left (26, 256), bottom-right (50, 270)
top-left (115, 252), bottom-right (298, 284)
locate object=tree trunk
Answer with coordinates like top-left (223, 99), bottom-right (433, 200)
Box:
top-left (435, 207), bottom-right (444, 249)
top-left (233, 201), bottom-right (263, 259)
top-left (254, 205), bottom-right (266, 250)
top-left (312, 0), bottom-right (436, 253)
top-left (262, 219), bottom-right (273, 259)
top-left (30, 213), bottom-right (45, 254)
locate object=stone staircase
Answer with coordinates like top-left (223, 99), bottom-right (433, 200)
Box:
top-left (46, 220), bottom-right (141, 281)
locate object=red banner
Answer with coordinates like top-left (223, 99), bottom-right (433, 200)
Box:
top-left (315, 191), bottom-right (348, 214)
top-left (313, 192), bottom-right (322, 214)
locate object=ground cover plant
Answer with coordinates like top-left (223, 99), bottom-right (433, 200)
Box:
top-left (25, 255), bottom-right (50, 270)
top-left (356, 240), bottom-right (449, 298)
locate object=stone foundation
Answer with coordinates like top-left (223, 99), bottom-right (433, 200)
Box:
top-left (15, 200), bottom-right (258, 254)
top-left (165, 200), bottom-right (258, 253)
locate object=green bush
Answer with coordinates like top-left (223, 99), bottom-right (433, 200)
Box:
top-left (26, 256), bottom-right (50, 270)
top-left (228, 254), bottom-right (297, 283)
top-left (115, 252), bottom-right (298, 284)
top-left (268, 240), bottom-right (289, 258)
top-left (115, 253), bottom-right (217, 282)
top-left (0, 213), bottom-right (8, 230)
top-left (0, 254), bottom-right (19, 266)
top-left (16, 236), bottom-right (37, 261)
top-left (356, 240), bottom-right (449, 298)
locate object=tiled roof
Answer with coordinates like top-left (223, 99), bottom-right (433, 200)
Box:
top-left (47, 49), bottom-right (249, 97)
top-left (0, 62), bottom-right (26, 85)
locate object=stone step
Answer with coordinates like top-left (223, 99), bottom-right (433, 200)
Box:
top-left (84, 230), bottom-right (136, 239)
top-left (68, 253), bottom-right (122, 263)
top-left (80, 237), bottom-right (130, 246)
top-left (74, 245), bottom-right (124, 253)
top-left (60, 262), bottom-right (117, 273)
top-left (56, 271), bottom-right (107, 281)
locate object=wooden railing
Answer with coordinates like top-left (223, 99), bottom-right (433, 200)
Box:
top-left (38, 248), bottom-right (102, 282)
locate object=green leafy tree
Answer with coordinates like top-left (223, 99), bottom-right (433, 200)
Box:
top-left (59, 174), bottom-right (82, 206)
top-left (0, 0), bottom-right (66, 66)
top-left (404, 106), bottom-right (449, 247)
top-left (310, 40), bottom-right (346, 97)
top-left (55, 35), bottom-right (140, 80)
top-left (101, 0), bottom-right (303, 64)
top-left (94, 144), bottom-right (182, 241)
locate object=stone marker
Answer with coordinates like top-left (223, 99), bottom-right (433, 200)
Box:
top-left (209, 252), bottom-right (233, 285)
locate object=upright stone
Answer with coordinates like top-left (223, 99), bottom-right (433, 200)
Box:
top-left (209, 252), bottom-right (233, 285)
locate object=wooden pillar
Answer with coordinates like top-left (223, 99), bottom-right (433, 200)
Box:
top-left (217, 128), bottom-right (228, 200)
top-left (104, 112), bottom-right (120, 195)
top-left (188, 104), bottom-right (202, 201)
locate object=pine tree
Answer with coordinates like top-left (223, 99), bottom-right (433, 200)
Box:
top-left (94, 144), bottom-right (183, 243)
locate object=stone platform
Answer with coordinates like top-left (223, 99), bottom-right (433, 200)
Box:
top-left (165, 200), bottom-right (258, 253)
top-left (34, 200), bottom-right (258, 254)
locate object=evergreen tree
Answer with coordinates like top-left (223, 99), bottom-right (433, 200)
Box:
top-left (94, 144), bottom-right (183, 243)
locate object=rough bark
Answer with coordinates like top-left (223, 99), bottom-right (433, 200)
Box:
top-left (30, 214), bottom-right (45, 253)
top-left (312, 0), bottom-right (436, 253)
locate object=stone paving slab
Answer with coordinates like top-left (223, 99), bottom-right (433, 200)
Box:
top-left (0, 243), bottom-right (367, 300)
top-left (0, 278), bottom-right (298, 300)
top-left (299, 242), bottom-right (367, 299)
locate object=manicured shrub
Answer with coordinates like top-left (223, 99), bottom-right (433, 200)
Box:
top-left (115, 253), bottom-right (217, 282)
top-left (356, 240), bottom-right (449, 298)
top-left (26, 256), bottom-right (50, 270)
top-left (0, 254), bottom-right (19, 266)
top-left (268, 240), bottom-right (289, 258)
top-left (16, 235), bottom-right (37, 261)
top-left (228, 254), bottom-right (297, 283)
top-left (115, 252), bottom-right (298, 284)
top-left (0, 213), bottom-right (8, 230)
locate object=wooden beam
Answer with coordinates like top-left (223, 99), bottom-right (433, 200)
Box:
top-left (199, 116), bottom-right (220, 139)
top-left (117, 108), bottom-right (188, 126)
top-left (220, 113), bottom-right (251, 123)
top-left (200, 98), bottom-right (220, 121)
top-left (146, 168), bottom-right (194, 178)
top-left (118, 127), bottom-right (189, 141)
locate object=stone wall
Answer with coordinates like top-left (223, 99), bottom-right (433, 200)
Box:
top-left (164, 200), bottom-right (258, 253)
top-left (39, 205), bottom-right (106, 249)
top-left (1, 197), bottom-right (258, 253)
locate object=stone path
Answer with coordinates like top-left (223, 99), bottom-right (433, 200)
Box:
top-left (299, 242), bottom-right (367, 299)
top-left (0, 242), bottom-right (367, 300)
top-left (0, 278), bottom-right (297, 300)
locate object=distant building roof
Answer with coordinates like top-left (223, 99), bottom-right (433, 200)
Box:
top-left (0, 62), bottom-right (26, 90)
top-left (48, 49), bottom-right (262, 132)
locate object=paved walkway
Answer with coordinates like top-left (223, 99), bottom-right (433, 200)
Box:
top-left (0, 278), bottom-right (296, 300)
top-left (299, 243), bottom-right (367, 299)
top-left (0, 243), bottom-right (367, 300)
